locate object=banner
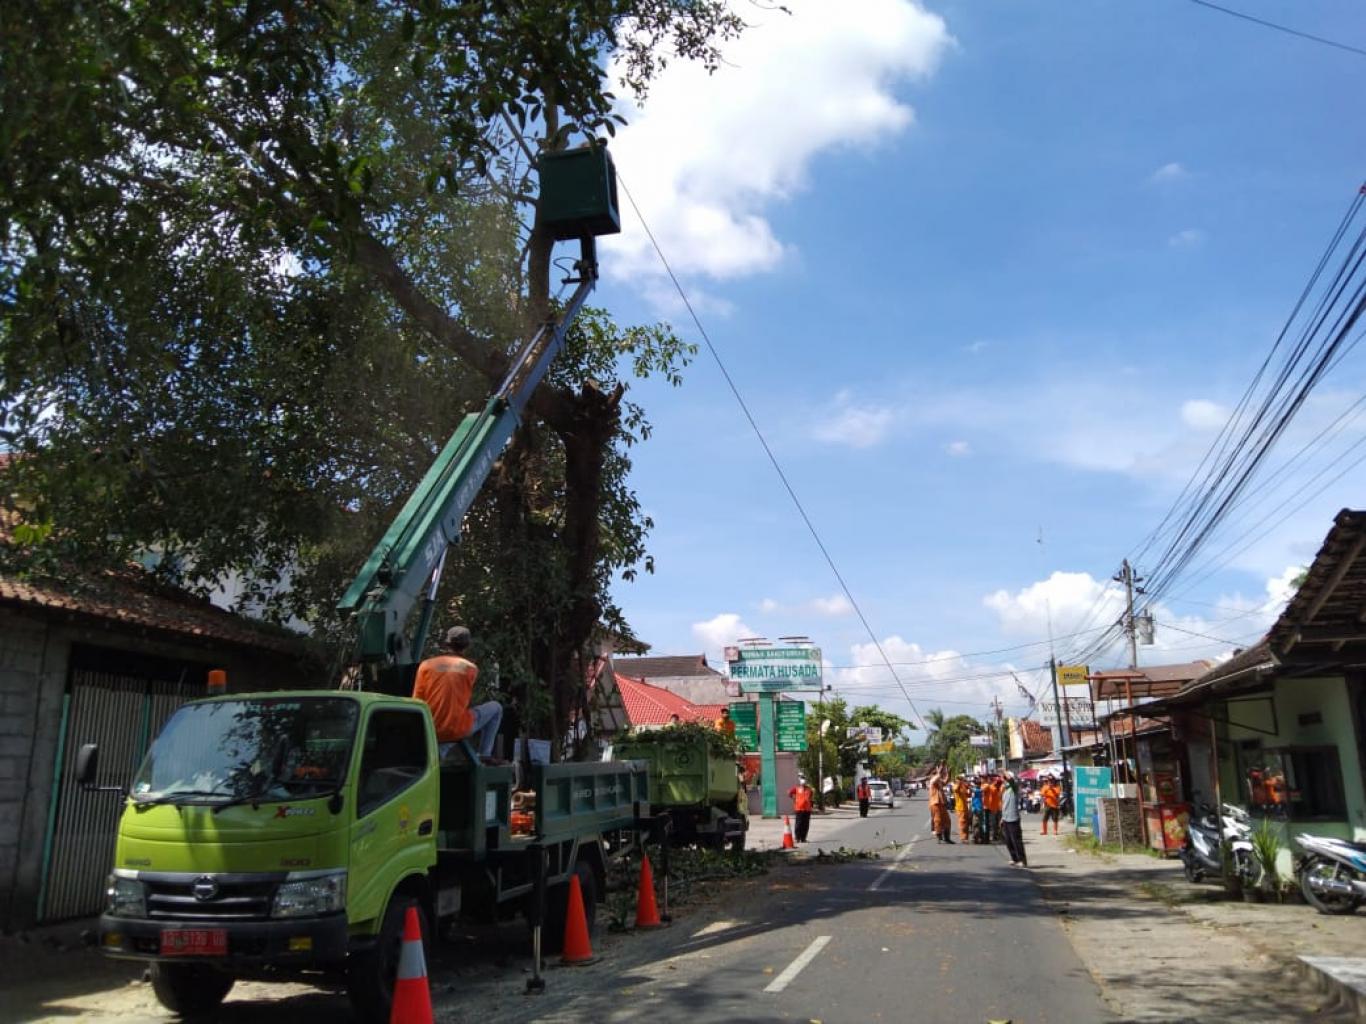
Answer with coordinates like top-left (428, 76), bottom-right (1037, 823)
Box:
top-left (1037, 695), bottom-right (1095, 728)
top-left (1057, 664), bottom-right (1090, 688)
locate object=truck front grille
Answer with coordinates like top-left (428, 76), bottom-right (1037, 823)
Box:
top-left (144, 876), bottom-right (278, 921)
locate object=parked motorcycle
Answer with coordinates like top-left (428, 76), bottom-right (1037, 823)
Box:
top-left (1295, 833), bottom-right (1366, 915)
top-left (1181, 802), bottom-right (1255, 885)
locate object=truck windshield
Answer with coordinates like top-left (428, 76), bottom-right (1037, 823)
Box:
top-left (131, 697), bottom-right (359, 806)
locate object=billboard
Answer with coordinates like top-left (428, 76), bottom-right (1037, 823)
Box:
top-left (1037, 695), bottom-right (1096, 728)
top-left (726, 645), bottom-right (823, 693)
top-left (969, 734), bottom-right (994, 748)
top-left (1057, 664), bottom-right (1090, 688)
top-left (846, 725), bottom-right (884, 744)
top-left (776, 701), bottom-right (807, 752)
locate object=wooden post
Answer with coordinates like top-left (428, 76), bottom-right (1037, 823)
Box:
top-left (1126, 677), bottom-right (1148, 849)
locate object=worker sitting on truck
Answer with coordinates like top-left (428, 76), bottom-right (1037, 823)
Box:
top-left (715, 707), bottom-right (736, 737)
top-left (413, 625), bottom-right (503, 761)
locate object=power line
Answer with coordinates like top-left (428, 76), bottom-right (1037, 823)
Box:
top-left (1183, 0), bottom-right (1366, 60)
top-left (615, 173), bottom-right (931, 731)
top-left (820, 625), bottom-right (1110, 671)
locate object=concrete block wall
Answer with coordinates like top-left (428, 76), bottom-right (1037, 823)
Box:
top-left (0, 610), bottom-right (65, 931)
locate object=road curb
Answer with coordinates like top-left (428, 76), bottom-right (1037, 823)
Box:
top-left (1296, 955), bottom-right (1366, 1017)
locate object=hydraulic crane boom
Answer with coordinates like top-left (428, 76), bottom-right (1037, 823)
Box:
top-left (337, 142), bottom-right (621, 673)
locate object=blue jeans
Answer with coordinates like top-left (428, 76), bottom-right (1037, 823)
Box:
top-left (439, 701), bottom-right (503, 759)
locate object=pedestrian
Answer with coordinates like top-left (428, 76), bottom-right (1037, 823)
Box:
top-left (928, 764), bottom-right (953, 843)
top-left (1040, 775), bottom-right (1062, 835)
top-left (667, 713), bottom-right (681, 725)
top-left (1000, 771), bottom-right (1028, 867)
top-left (856, 776), bottom-right (871, 818)
top-left (953, 774), bottom-right (971, 842)
top-left (985, 774), bottom-right (1003, 842)
top-left (969, 777), bottom-right (986, 843)
top-left (413, 625), bottom-right (504, 763)
top-left (788, 775), bottom-right (815, 842)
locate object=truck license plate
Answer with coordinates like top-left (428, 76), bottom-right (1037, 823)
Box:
top-left (160, 928), bottom-right (227, 957)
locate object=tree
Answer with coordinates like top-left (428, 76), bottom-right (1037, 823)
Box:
top-left (914, 709), bottom-right (991, 776)
top-left (1, 0), bottom-right (744, 754)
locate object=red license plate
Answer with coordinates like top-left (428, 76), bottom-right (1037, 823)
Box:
top-left (160, 928), bottom-right (227, 957)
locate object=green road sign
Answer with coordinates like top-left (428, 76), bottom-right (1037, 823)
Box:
top-left (776, 701), bottom-right (807, 752)
top-left (727, 645), bottom-right (823, 693)
top-left (728, 701), bottom-right (758, 750)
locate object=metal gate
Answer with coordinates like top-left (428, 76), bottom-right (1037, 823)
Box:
top-left (38, 651), bottom-right (204, 922)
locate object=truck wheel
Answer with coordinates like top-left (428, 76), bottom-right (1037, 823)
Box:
top-left (729, 832), bottom-right (747, 853)
top-left (542, 861), bottom-right (598, 954)
top-left (348, 895), bottom-right (429, 1024)
top-left (149, 963), bottom-right (234, 1017)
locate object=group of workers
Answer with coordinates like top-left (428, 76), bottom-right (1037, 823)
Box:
top-left (925, 764), bottom-right (1064, 867)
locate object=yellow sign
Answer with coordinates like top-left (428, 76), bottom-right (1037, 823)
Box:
top-left (869, 741), bottom-right (896, 755)
top-left (1058, 664), bottom-right (1089, 687)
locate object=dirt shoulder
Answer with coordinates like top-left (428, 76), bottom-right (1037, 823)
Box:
top-left (1023, 832), bottom-right (1358, 1022)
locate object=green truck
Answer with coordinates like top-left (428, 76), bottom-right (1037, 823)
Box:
top-left (614, 731), bottom-right (747, 851)
top-left (84, 690), bottom-right (648, 1020)
top-left (86, 144), bottom-right (643, 1020)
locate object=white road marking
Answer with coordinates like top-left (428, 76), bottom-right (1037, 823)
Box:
top-left (867, 836), bottom-right (919, 891)
top-left (764, 935), bottom-right (832, 993)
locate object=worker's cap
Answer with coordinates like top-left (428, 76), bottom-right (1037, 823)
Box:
top-left (443, 625), bottom-right (472, 649)
top-left (797, 774), bottom-right (807, 783)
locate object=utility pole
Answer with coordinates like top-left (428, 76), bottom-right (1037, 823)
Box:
top-left (1049, 656), bottom-right (1069, 776)
top-left (1115, 559), bottom-right (1145, 671)
top-left (989, 696), bottom-right (1004, 763)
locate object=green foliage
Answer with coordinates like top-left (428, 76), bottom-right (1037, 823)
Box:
top-left (1250, 819), bottom-right (1284, 896)
top-left (913, 709), bottom-right (991, 776)
top-left (0, 0), bottom-right (739, 747)
top-left (620, 720), bottom-right (746, 761)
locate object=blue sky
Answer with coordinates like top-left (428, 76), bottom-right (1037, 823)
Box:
top-left (586, 0), bottom-right (1364, 735)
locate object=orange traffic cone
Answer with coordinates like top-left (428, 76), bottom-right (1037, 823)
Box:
top-left (560, 873), bottom-right (595, 965)
top-left (635, 854), bottom-right (663, 929)
top-left (782, 816), bottom-right (795, 849)
top-left (390, 905), bottom-right (433, 1024)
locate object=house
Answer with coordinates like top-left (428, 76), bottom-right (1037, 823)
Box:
top-left (611, 653), bottom-right (732, 707)
top-left (1144, 509), bottom-right (1366, 872)
top-left (0, 556), bottom-right (327, 929)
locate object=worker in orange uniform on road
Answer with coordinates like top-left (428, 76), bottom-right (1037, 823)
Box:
top-left (984, 774), bottom-right (1004, 842)
top-left (928, 765), bottom-right (953, 843)
top-left (1040, 776), bottom-right (1063, 835)
top-left (954, 774), bottom-right (972, 842)
top-left (788, 775), bottom-right (815, 843)
top-left (413, 625), bottom-right (503, 762)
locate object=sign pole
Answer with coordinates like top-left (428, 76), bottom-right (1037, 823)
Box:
top-left (760, 692), bottom-right (778, 818)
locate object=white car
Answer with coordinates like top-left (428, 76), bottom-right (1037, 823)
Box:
top-left (866, 780), bottom-right (895, 809)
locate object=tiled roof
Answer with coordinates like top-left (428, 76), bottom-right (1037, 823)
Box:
top-left (1090, 660), bottom-right (1214, 699)
top-left (0, 564), bottom-right (315, 658)
top-left (613, 654), bottom-right (722, 679)
top-left (1019, 718), bottom-right (1053, 755)
top-left (615, 673), bottom-right (721, 727)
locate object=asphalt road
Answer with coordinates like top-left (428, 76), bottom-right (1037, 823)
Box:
top-left (9, 796), bottom-right (1110, 1024)
top-left (501, 795), bottom-right (1110, 1024)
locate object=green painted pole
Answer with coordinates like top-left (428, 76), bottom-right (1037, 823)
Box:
top-left (760, 692), bottom-right (778, 818)
top-left (36, 692), bottom-right (71, 922)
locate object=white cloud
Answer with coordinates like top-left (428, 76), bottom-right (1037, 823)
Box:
top-left (604, 1), bottom-right (953, 285)
top-left (964, 341), bottom-right (989, 355)
top-left (983, 572), bottom-right (1123, 639)
top-left (1148, 162), bottom-right (1188, 185)
top-left (1265, 564), bottom-right (1305, 607)
top-left (691, 612), bottom-right (755, 660)
top-left (757, 597), bottom-right (780, 613)
top-left (1181, 398), bottom-right (1230, 431)
top-left (945, 439), bottom-right (971, 457)
top-left (809, 594), bottom-right (854, 617)
top-left (1169, 228), bottom-right (1207, 248)
top-left (812, 404), bottom-right (895, 448)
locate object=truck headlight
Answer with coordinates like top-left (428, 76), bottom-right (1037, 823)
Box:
top-left (272, 871), bottom-right (347, 918)
top-left (106, 874), bottom-right (146, 918)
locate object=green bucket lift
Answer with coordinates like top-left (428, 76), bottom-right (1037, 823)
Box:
top-left (537, 141), bottom-right (621, 240)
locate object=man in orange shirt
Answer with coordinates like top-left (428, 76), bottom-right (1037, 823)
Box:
top-left (716, 707), bottom-right (736, 737)
top-left (954, 775), bottom-right (972, 842)
top-left (984, 775), bottom-right (1004, 842)
top-left (1040, 776), bottom-right (1062, 835)
top-left (412, 626), bottom-right (503, 761)
top-left (928, 765), bottom-right (953, 843)
top-left (788, 775), bottom-right (815, 842)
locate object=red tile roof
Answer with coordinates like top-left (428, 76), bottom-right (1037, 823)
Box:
top-left (1019, 718), bottom-right (1053, 755)
top-left (615, 673), bottom-right (724, 727)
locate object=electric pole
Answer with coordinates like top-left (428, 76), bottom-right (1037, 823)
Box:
top-left (1049, 656), bottom-right (1069, 775)
top-left (990, 696), bottom-right (1004, 762)
top-left (1115, 559), bottom-right (1145, 671)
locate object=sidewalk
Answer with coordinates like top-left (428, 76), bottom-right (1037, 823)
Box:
top-left (1023, 828), bottom-right (1363, 1021)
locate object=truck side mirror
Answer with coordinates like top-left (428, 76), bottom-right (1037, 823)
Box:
top-left (76, 743), bottom-right (99, 788)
